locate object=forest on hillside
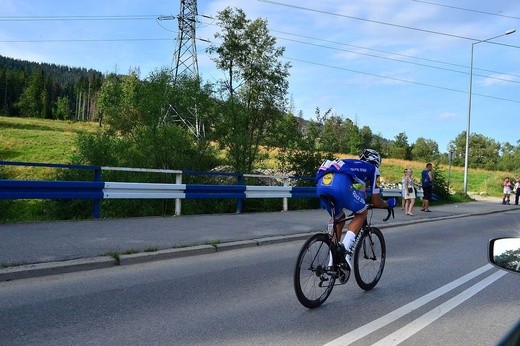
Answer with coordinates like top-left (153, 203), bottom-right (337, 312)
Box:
top-left (0, 55), bottom-right (103, 121)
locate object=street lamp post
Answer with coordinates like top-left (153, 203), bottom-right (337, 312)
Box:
top-left (463, 29), bottom-right (516, 195)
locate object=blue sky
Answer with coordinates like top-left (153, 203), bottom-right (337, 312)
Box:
top-left (1, 0), bottom-right (519, 153)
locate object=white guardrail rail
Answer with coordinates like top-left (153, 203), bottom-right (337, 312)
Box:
top-left (0, 161), bottom-right (423, 218)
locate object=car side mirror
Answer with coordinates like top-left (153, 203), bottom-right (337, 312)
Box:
top-left (488, 237), bottom-right (520, 274)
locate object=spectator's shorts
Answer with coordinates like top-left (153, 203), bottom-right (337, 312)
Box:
top-left (422, 185), bottom-right (433, 201)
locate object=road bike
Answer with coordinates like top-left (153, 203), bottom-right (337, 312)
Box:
top-left (293, 197), bottom-right (393, 309)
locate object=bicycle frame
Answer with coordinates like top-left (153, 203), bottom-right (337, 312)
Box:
top-left (324, 197), bottom-right (393, 271)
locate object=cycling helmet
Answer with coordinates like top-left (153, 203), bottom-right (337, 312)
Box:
top-left (359, 149), bottom-right (381, 168)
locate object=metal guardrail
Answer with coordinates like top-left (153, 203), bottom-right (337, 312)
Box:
top-left (0, 161), bottom-right (420, 218)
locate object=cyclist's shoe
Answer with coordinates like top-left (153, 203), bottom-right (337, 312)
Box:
top-left (338, 264), bottom-right (350, 284)
top-left (335, 243), bottom-right (346, 264)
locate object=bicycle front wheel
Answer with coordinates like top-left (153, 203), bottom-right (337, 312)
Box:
top-left (354, 227), bottom-right (386, 290)
top-left (293, 233), bottom-right (336, 309)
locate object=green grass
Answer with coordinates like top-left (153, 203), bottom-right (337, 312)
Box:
top-left (381, 160), bottom-right (516, 197)
top-left (1, 116), bottom-right (515, 197)
top-left (1, 116), bottom-right (101, 179)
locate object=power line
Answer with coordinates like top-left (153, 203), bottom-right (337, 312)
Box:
top-left (196, 18), bottom-right (520, 93)
top-left (285, 56), bottom-right (520, 104)
top-left (0, 38), bottom-right (172, 43)
top-left (0, 14), bottom-right (158, 21)
top-left (258, 0), bottom-right (476, 41)
top-left (277, 35), bottom-right (520, 85)
top-left (271, 29), bottom-right (520, 80)
top-left (412, 0), bottom-right (520, 20)
top-left (198, 19), bottom-right (520, 82)
top-left (258, 0), bottom-right (520, 48)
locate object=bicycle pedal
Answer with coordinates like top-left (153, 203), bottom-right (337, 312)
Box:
top-left (318, 275), bottom-right (330, 287)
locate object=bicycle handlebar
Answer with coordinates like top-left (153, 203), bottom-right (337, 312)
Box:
top-left (346, 203), bottom-right (395, 222)
top-left (382, 207), bottom-right (394, 222)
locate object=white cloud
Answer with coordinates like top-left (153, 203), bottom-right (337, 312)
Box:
top-left (482, 74), bottom-right (517, 86)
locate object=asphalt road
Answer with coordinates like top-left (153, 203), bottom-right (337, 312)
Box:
top-left (1, 210), bottom-right (519, 345)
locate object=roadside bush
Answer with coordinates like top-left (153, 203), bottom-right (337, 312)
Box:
top-left (44, 124), bottom-right (224, 220)
top-left (432, 163), bottom-right (450, 201)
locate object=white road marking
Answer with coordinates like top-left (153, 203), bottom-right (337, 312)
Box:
top-left (324, 264), bottom-right (496, 346)
top-left (372, 270), bottom-right (507, 345)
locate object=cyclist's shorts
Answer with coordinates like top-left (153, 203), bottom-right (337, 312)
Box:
top-left (317, 173), bottom-right (367, 218)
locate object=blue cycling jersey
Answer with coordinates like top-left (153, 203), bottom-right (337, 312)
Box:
top-left (316, 159), bottom-right (381, 196)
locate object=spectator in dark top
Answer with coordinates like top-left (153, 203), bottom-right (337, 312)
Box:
top-left (421, 162), bottom-right (433, 212)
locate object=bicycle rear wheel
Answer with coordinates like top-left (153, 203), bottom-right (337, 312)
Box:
top-left (353, 226), bottom-right (386, 290)
top-left (293, 233), bottom-right (336, 308)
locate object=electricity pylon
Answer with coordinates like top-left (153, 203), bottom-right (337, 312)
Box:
top-left (158, 0), bottom-right (204, 139)
top-left (172, 0), bottom-right (199, 81)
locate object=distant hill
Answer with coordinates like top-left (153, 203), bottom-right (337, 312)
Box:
top-left (0, 55), bottom-right (104, 120)
top-left (0, 55), bottom-right (103, 87)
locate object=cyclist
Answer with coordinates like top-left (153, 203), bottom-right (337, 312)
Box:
top-left (316, 149), bottom-right (397, 269)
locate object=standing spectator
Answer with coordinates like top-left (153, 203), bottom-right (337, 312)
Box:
top-left (404, 168), bottom-right (416, 215)
top-left (401, 169), bottom-right (407, 210)
top-left (514, 177), bottom-right (520, 206)
top-left (421, 162), bottom-right (433, 212)
top-left (502, 177), bottom-right (512, 205)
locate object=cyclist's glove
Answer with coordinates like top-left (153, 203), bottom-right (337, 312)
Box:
top-left (387, 198), bottom-right (397, 208)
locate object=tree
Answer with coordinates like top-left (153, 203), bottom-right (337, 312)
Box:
top-left (140, 70), bottom-right (220, 171)
top-left (319, 112), bottom-right (341, 153)
top-left (497, 141), bottom-right (520, 172)
top-left (359, 126), bottom-right (374, 153)
top-left (431, 164), bottom-right (450, 199)
top-left (207, 7), bottom-right (291, 173)
top-left (449, 132), bottom-right (500, 169)
top-left (15, 68), bottom-right (45, 117)
top-left (278, 109), bottom-right (334, 179)
top-left (158, 72), bottom-right (218, 150)
top-left (340, 118), bottom-right (362, 154)
top-left (54, 96), bottom-right (70, 120)
top-left (412, 137), bottom-right (440, 162)
top-left (391, 132), bottom-right (410, 159)
top-left (0, 68), bottom-right (26, 116)
top-left (494, 248), bottom-right (520, 272)
top-left (370, 133), bottom-right (386, 155)
top-left (96, 71), bottom-right (140, 133)
top-left (267, 112), bottom-right (301, 152)
top-left (91, 68), bottom-right (220, 172)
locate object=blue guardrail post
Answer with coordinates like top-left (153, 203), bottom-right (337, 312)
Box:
top-left (92, 167), bottom-right (102, 219)
top-left (236, 173), bottom-right (244, 214)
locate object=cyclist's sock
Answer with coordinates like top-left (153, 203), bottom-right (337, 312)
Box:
top-left (342, 230), bottom-right (356, 252)
top-left (341, 230), bottom-right (356, 269)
